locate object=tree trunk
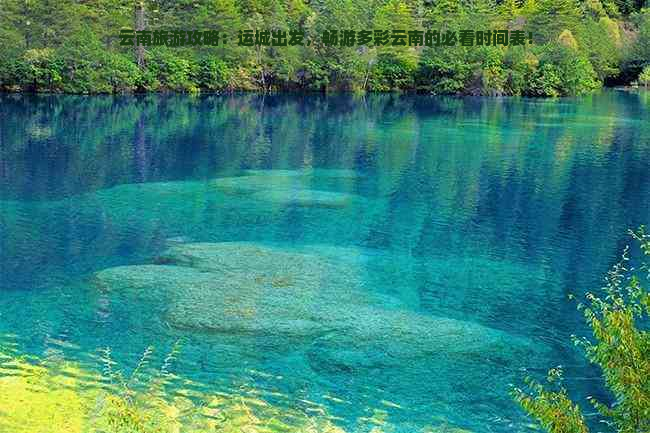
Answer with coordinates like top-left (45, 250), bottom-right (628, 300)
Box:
top-left (134, 0), bottom-right (145, 68)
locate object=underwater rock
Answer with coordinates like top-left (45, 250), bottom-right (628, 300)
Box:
top-left (96, 258), bottom-right (534, 366)
top-left (305, 305), bottom-right (542, 373)
top-left (93, 262), bottom-right (329, 337)
top-left (156, 242), bottom-right (409, 308)
top-left (250, 189), bottom-right (357, 208)
top-left (93, 264), bottom-right (214, 299)
top-left (97, 243), bottom-right (399, 336)
top-left (243, 169), bottom-right (359, 179)
top-left (210, 169), bottom-right (362, 208)
top-left (157, 242), bottom-right (336, 283)
top-left (94, 242), bottom-right (546, 374)
top-left (210, 175), bottom-right (305, 195)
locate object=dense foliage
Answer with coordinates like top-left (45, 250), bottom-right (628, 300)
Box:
top-left (512, 227), bottom-right (650, 433)
top-left (1, 0), bottom-right (649, 95)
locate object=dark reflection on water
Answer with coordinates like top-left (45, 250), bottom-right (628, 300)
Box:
top-left (1, 91), bottom-right (649, 433)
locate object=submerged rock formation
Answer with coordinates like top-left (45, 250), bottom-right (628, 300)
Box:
top-left (251, 189), bottom-right (356, 208)
top-left (93, 242), bottom-right (548, 375)
top-left (95, 242), bottom-right (399, 337)
top-left (211, 170), bottom-right (363, 208)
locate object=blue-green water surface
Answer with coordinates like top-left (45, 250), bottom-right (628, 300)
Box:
top-left (1, 92), bottom-right (649, 433)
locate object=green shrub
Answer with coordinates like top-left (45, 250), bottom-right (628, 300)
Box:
top-left (513, 368), bottom-right (589, 433)
top-left (369, 52), bottom-right (417, 91)
top-left (631, 8), bottom-right (650, 69)
top-left (100, 53), bottom-right (142, 93)
top-left (513, 227), bottom-right (650, 433)
top-left (527, 63), bottom-right (563, 97)
top-left (55, 27), bottom-right (130, 94)
top-left (503, 48), bottom-right (539, 96)
top-left (579, 18), bottom-right (621, 81)
top-left (527, 43), bottom-right (600, 96)
top-left (21, 48), bottom-right (64, 92)
top-left (468, 46), bottom-right (507, 96)
top-left (639, 66), bottom-right (650, 87)
top-left (197, 58), bottom-right (232, 91)
top-left (149, 49), bottom-right (199, 93)
top-left (417, 47), bottom-right (473, 94)
top-left (0, 59), bottom-right (23, 90)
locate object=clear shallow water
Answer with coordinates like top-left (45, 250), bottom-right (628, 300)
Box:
top-left (1, 91), bottom-right (649, 433)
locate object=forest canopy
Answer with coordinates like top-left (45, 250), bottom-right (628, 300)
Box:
top-left (0, 0), bottom-right (649, 96)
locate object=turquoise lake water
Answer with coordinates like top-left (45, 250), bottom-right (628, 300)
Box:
top-left (1, 91), bottom-right (649, 432)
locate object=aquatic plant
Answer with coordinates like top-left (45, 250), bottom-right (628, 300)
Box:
top-left (0, 341), bottom-right (348, 433)
top-left (512, 227), bottom-right (650, 433)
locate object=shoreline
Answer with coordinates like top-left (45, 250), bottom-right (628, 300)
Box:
top-left (1, 86), bottom-right (646, 98)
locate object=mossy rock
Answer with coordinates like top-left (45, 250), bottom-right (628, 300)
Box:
top-left (93, 264), bottom-right (210, 302)
top-left (95, 243), bottom-right (546, 364)
top-left (155, 242), bottom-right (403, 303)
top-left (156, 242), bottom-right (328, 276)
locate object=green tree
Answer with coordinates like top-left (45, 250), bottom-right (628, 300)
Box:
top-left (503, 47), bottom-right (540, 96)
top-left (21, 48), bottom-right (63, 91)
top-left (632, 8), bottom-right (650, 68)
top-left (528, 36), bottom-right (600, 96)
top-left (612, 0), bottom-right (646, 15)
top-left (417, 0), bottom-right (507, 95)
top-left (369, 0), bottom-right (418, 91)
top-left (305, 0), bottom-right (375, 91)
top-left (0, 0), bottom-right (643, 94)
top-left (528, 0), bottom-right (583, 43)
